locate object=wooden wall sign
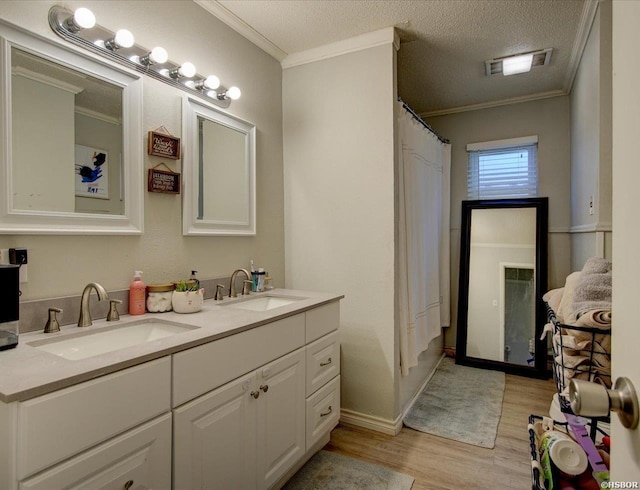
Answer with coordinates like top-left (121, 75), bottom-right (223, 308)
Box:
top-left (148, 163), bottom-right (180, 194)
top-left (148, 131), bottom-right (180, 160)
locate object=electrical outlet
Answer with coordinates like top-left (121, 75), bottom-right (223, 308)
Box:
top-left (9, 248), bottom-right (27, 265)
top-left (589, 196), bottom-right (594, 216)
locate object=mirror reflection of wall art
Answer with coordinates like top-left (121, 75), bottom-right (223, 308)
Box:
top-left (75, 144), bottom-right (109, 199)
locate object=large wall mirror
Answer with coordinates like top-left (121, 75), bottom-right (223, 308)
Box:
top-left (0, 20), bottom-right (143, 234)
top-left (456, 198), bottom-right (548, 378)
top-left (182, 96), bottom-right (255, 236)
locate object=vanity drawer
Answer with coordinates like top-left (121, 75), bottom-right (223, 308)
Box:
top-left (305, 301), bottom-right (339, 343)
top-left (19, 413), bottom-right (171, 490)
top-left (305, 375), bottom-right (340, 450)
top-left (305, 330), bottom-right (340, 396)
top-left (17, 357), bottom-right (170, 479)
top-left (172, 314), bottom-right (305, 407)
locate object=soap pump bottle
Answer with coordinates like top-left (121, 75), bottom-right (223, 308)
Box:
top-left (129, 270), bottom-right (146, 315)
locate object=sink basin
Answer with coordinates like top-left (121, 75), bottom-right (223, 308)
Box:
top-left (222, 295), bottom-right (303, 311)
top-left (28, 319), bottom-right (199, 360)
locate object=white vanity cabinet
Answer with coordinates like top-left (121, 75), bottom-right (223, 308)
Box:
top-left (3, 357), bottom-right (172, 490)
top-left (0, 297), bottom-right (341, 490)
top-left (173, 301), bottom-right (341, 490)
top-left (173, 348), bottom-right (305, 490)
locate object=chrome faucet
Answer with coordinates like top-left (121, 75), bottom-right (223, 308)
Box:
top-left (78, 282), bottom-right (109, 327)
top-left (229, 269), bottom-right (251, 298)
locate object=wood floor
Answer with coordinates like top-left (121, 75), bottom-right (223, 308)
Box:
top-left (325, 373), bottom-right (556, 489)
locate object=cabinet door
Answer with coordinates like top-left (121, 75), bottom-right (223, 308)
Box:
top-left (256, 348), bottom-right (305, 490)
top-left (173, 372), bottom-right (257, 490)
top-left (19, 413), bottom-right (171, 490)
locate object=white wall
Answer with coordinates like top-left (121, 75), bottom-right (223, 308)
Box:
top-left (426, 96), bottom-right (572, 348)
top-left (0, 1), bottom-right (284, 300)
top-left (570, 1), bottom-right (612, 270)
top-left (283, 40), bottom-right (398, 422)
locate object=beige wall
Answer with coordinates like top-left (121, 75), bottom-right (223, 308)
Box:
top-left (0, 1), bottom-right (284, 300)
top-left (426, 96), bottom-right (572, 348)
top-left (570, 1), bottom-right (613, 271)
top-left (283, 42), bottom-right (398, 422)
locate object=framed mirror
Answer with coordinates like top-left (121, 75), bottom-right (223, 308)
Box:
top-left (456, 198), bottom-right (548, 377)
top-left (0, 20), bottom-right (143, 234)
top-left (182, 96), bottom-right (255, 236)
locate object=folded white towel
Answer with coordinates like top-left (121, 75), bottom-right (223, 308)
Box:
top-left (572, 257), bottom-right (612, 319)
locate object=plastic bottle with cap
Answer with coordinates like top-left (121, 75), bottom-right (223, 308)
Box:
top-left (129, 270), bottom-right (146, 315)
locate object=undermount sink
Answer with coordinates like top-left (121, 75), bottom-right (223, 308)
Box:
top-left (28, 319), bottom-right (199, 361)
top-left (222, 295), bottom-right (303, 311)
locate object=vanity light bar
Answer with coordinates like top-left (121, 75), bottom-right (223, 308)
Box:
top-left (48, 5), bottom-right (240, 108)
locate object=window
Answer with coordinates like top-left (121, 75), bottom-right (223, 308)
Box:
top-left (466, 136), bottom-right (538, 200)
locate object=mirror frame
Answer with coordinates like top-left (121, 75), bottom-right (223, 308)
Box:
top-left (182, 96), bottom-right (256, 236)
top-left (0, 20), bottom-right (143, 235)
top-left (456, 197), bottom-right (549, 378)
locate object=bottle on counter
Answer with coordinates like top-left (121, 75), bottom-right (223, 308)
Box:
top-left (146, 283), bottom-right (175, 313)
top-left (252, 267), bottom-right (266, 292)
top-left (129, 270), bottom-right (146, 315)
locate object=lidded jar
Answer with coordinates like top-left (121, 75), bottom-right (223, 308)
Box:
top-left (146, 283), bottom-right (175, 312)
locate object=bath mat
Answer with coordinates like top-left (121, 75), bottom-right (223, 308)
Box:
top-left (282, 450), bottom-right (414, 490)
top-left (403, 357), bottom-right (505, 448)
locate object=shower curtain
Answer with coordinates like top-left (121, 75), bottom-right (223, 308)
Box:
top-left (397, 102), bottom-right (451, 376)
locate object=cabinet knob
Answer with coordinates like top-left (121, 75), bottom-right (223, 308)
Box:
top-left (320, 357), bottom-right (332, 367)
top-left (124, 480), bottom-right (134, 490)
top-left (260, 384), bottom-right (269, 393)
top-left (250, 390), bottom-right (260, 399)
top-left (320, 406), bottom-right (333, 417)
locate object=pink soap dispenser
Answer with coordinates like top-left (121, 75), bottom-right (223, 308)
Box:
top-left (129, 270), bottom-right (146, 315)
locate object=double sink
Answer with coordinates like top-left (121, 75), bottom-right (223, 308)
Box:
top-left (27, 294), bottom-right (303, 361)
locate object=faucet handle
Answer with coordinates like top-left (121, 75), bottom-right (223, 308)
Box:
top-left (107, 299), bottom-right (122, 321)
top-left (44, 307), bottom-right (63, 333)
top-left (215, 284), bottom-right (226, 301)
top-left (242, 280), bottom-right (252, 295)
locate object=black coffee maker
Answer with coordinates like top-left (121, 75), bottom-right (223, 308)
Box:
top-left (0, 264), bottom-right (19, 350)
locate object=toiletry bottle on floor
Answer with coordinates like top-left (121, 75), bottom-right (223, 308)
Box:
top-left (129, 270), bottom-right (146, 315)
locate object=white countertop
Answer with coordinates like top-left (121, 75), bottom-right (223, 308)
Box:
top-left (0, 289), bottom-right (343, 403)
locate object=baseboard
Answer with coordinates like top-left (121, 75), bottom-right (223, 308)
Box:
top-left (340, 408), bottom-right (402, 436)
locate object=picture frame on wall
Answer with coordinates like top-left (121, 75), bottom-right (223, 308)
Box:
top-left (148, 131), bottom-right (181, 160)
top-left (74, 144), bottom-right (109, 199)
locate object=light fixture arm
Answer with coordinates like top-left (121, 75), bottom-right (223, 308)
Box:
top-left (48, 5), bottom-right (237, 108)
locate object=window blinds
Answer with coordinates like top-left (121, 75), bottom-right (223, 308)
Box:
top-left (467, 144), bottom-right (538, 199)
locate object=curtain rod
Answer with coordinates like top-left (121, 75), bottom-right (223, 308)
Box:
top-left (398, 97), bottom-right (450, 144)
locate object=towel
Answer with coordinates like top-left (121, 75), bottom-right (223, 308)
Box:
top-left (543, 287), bottom-right (564, 314)
top-left (572, 257), bottom-right (612, 319)
top-left (557, 272), bottom-right (582, 323)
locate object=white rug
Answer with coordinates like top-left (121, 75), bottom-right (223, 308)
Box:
top-left (403, 358), bottom-right (506, 448)
top-left (282, 450), bottom-right (414, 490)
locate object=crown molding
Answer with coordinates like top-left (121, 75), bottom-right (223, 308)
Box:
top-left (12, 66), bottom-right (83, 94)
top-left (194, 0), bottom-right (287, 61)
top-left (282, 27), bottom-right (398, 69)
top-left (420, 89), bottom-right (566, 118)
top-left (562, 0), bottom-right (600, 93)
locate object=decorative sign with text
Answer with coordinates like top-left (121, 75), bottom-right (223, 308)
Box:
top-left (148, 130), bottom-right (180, 160)
top-left (148, 163), bottom-right (180, 194)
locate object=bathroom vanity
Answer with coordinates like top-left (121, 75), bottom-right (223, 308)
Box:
top-left (0, 290), bottom-right (341, 490)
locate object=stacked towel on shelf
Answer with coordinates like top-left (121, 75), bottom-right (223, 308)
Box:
top-left (543, 258), bottom-right (612, 394)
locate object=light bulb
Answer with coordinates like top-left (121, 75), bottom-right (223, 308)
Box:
top-left (196, 75), bottom-right (220, 91)
top-left (113, 29), bottom-right (134, 49)
top-left (140, 47), bottom-right (168, 66)
top-left (73, 8), bottom-right (95, 29)
top-left (64, 7), bottom-right (95, 32)
top-left (203, 75), bottom-right (220, 90)
top-left (178, 62), bottom-right (196, 78)
top-left (149, 47), bottom-right (168, 64)
top-left (226, 86), bottom-right (241, 100)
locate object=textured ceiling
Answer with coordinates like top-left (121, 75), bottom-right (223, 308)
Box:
top-left (206, 0), bottom-right (590, 115)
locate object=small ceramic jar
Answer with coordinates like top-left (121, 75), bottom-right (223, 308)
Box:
top-left (146, 283), bottom-right (175, 312)
top-left (172, 288), bottom-right (205, 313)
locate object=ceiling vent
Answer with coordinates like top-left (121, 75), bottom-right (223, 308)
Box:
top-left (485, 48), bottom-right (553, 76)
